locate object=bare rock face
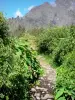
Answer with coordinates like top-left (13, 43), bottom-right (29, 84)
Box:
top-left (8, 0), bottom-right (75, 34)
top-left (56, 0), bottom-right (75, 7)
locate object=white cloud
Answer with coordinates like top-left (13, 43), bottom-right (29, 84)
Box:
top-left (28, 5), bottom-right (34, 11)
top-left (14, 9), bottom-right (23, 17)
top-left (24, 5), bottom-right (35, 12)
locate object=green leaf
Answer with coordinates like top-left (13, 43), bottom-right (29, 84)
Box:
top-left (6, 96), bottom-right (9, 100)
top-left (64, 90), bottom-right (71, 95)
top-left (55, 88), bottom-right (64, 99)
top-left (58, 97), bottom-right (66, 100)
top-left (72, 96), bottom-right (75, 100)
top-left (0, 93), bottom-right (4, 99)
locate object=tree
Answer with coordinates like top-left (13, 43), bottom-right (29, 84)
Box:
top-left (0, 12), bottom-right (9, 43)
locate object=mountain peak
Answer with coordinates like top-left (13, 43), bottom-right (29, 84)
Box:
top-left (43, 2), bottom-right (50, 5)
top-left (8, 0), bottom-right (75, 32)
top-left (29, 2), bottom-right (50, 12)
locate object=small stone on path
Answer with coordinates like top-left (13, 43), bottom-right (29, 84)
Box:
top-left (31, 88), bottom-right (36, 92)
top-left (41, 94), bottom-right (53, 100)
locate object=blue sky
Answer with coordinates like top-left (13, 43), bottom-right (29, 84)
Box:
top-left (0, 0), bottom-right (55, 18)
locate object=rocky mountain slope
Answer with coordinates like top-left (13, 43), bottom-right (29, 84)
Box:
top-left (8, 0), bottom-right (75, 32)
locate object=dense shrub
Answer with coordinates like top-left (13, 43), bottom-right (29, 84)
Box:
top-left (55, 51), bottom-right (75, 100)
top-left (29, 28), bottom-right (44, 37)
top-left (36, 26), bottom-right (75, 100)
top-left (0, 37), bottom-right (42, 100)
top-left (0, 12), bottom-right (9, 44)
top-left (70, 25), bottom-right (75, 38)
top-left (37, 26), bottom-right (75, 66)
top-left (37, 28), bottom-right (58, 54)
top-left (53, 37), bottom-right (75, 66)
top-left (64, 51), bottom-right (75, 68)
top-left (55, 67), bottom-right (75, 100)
top-left (37, 26), bottom-right (70, 54)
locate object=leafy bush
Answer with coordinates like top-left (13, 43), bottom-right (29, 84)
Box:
top-left (0, 37), bottom-right (42, 100)
top-left (37, 28), bottom-right (58, 54)
top-left (64, 51), bottom-right (75, 68)
top-left (37, 26), bottom-right (70, 54)
top-left (0, 12), bottom-right (9, 44)
top-left (35, 26), bottom-right (75, 100)
top-left (55, 67), bottom-right (75, 100)
top-left (55, 51), bottom-right (75, 100)
top-left (53, 37), bottom-right (75, 66)
top-left (28, 28), bottom-right (44, 37)
top-left (70, 25), bottom-right (75, 38)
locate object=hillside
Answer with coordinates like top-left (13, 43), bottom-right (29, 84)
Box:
top-left (8, 0), bottom-right (75, 33)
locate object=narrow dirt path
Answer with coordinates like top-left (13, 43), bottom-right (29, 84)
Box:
top-left (30, 55), bottom-right (56, 100)
top-left (27, 36), bottom-right (56, 100)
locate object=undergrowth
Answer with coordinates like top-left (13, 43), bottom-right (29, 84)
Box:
top-left (31, 26), bottom-right (75, 100)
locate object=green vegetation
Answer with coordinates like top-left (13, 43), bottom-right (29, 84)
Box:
top-left (0, 12), bottom-right (9, 44)
top-left (0, 13), bottom-right (43, 100)
top-left (55, 51), bottom-right (75, 100)
top-left (0, 12), bottom-right (75, 100)
top-left (36, 26), bottom-right (75, 100)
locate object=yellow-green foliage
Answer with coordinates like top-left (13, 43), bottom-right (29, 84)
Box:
top-left (0, 13), bottom-right (43, 100)
top-left (0, 37), bottom-right (43, 100)
top-left (56, 51), bottom-right (75, 100)
top-left (36, 26), bottom-right (75, 100)
top-left (53, 37), bottom-right (75, 66)
top-left (37, 26), bottom-right (70, 54)
top-left (0, 12), bottom-right (8, 39)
